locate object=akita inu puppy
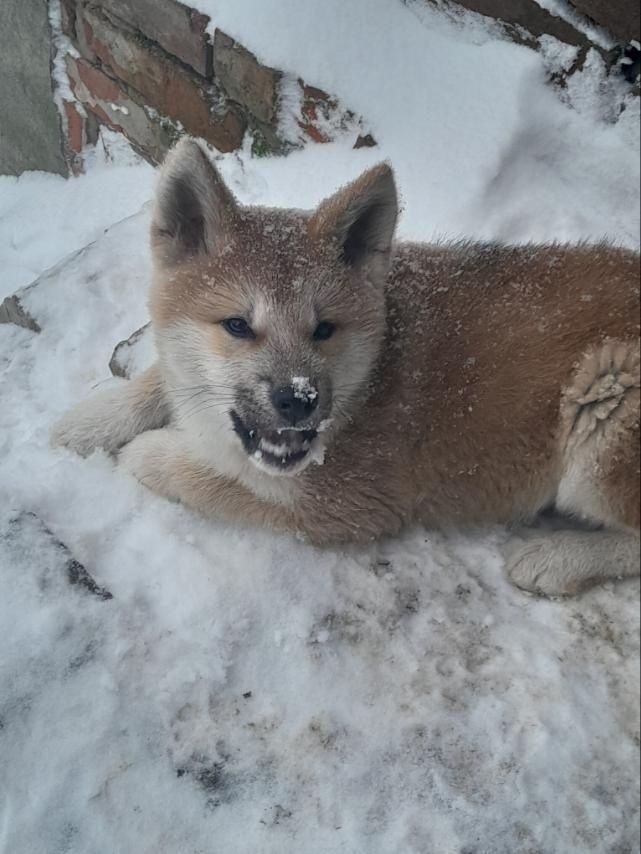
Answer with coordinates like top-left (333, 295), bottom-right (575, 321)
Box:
top-left (53, 139), bottom-right (640, 597)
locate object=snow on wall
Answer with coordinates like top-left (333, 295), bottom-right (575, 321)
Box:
top-left (191, 0), bottom-right (640, 245)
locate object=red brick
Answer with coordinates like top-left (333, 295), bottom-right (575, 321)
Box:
top-left (297, 81), bottom-right (341, 145)
top-left (65, 54), bottom-right (179, 164)
top-left (94, 0), bottom-right (212, 77)
top-left (70, 53), bottom-right (121, 101)
top-left (299, 123), bottom-right (329, 144)
top-left (213, 30), bottom-right (281, 125)
top-left (63, 99), bottom-right (85, 153)
top-left (78, 7), bottom-right (245, 152)
top-left (59, 0), bottom-right (77, 39)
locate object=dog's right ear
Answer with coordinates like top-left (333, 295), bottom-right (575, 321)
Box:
top-left (151, 138), bottom-right (238, 265)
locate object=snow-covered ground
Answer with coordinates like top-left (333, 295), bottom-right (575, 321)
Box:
top-left (1, 2), bottom-right (639, 852)
top-left (0, 136), bottom-right (155, 301)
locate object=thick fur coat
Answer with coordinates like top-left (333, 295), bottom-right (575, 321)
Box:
top-left (53, 139), bottom-right (641, 597)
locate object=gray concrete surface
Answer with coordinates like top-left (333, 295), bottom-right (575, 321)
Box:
top-left (0, 0), bottom-right (67, 176)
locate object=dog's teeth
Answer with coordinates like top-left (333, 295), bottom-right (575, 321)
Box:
top-left (259, 439), bottom-right (292, 458)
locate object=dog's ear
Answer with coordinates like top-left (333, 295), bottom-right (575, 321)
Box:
top-left (151, 138), bottom-right (238, 265)
top-left (309, 163), bottom-right (399, 277)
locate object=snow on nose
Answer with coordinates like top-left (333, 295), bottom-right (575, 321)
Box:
top-left (292, 376), bottom-right (318, 403)
top-left (272, 378), bottom-right (319, 426)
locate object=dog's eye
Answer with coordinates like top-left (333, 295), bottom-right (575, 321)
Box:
top-left (222, 317), bottom-right (255, 339)
top-left (313, 321), bottom-right (336, 341)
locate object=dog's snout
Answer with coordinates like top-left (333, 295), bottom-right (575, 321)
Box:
top-left (272, 385), bottom-right (318, 425)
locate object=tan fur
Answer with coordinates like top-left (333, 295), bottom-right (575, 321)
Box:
top-left (53, 139), bottom-right (641, 597)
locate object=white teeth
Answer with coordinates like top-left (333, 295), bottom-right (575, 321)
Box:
top-left (259, 439), bottom-right (293, 458)
top-left (258, 436), bottom-right (314, 459)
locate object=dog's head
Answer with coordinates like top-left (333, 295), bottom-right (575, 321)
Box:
top-left (150, 139), bottom-right (398, 477)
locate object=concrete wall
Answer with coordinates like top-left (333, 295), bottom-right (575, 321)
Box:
top-left (0, 0), bottom-right (67, 176)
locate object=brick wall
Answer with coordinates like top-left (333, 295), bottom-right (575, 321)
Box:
top-left (55, 0), bottom-right (639, 172)
top-left (58, 0), bottom-right (374, 168)
top-left (428, 0), bottom-right (639, 47)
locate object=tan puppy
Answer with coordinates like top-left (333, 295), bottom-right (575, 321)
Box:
top-left (53, 139), bottom-right (640, 597)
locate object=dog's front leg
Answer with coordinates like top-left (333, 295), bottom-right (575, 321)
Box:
top-left (119, 429), bottom-right (298, 534)
top-left (51, 364), bottom-right (169, 457)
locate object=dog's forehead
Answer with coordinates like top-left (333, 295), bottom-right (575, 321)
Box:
top-left (235, 208), bottom-right (326, 291)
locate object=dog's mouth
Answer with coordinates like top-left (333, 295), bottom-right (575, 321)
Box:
top-left (231, 411), bottom-right (319, 473)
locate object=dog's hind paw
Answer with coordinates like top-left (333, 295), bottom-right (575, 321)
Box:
top-left (506, 535), bottom-right (589, 597)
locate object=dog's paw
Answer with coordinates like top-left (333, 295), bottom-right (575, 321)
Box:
top-left (505, 537), bottom-right (585, 597)
top-left (50, 387), bottom-right (133, 457)
top-left (50, 409), bottom-right (113, 458)
top-left (118, 430), bottom-right (181, 500)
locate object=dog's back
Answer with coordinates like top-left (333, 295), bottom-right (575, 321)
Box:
top-left (366, 241), bottom-right (640, 525)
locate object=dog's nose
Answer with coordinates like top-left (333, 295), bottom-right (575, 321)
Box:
top-left (272, 385), bottom-right (318, 425)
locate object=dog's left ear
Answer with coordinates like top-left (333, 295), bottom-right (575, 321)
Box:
top-left (309, 163), bottom-right (399, 278)
top-left (151, 137), bottom-right (238, 265)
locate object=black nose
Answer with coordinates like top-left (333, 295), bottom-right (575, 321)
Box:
top-left (271, 385), bottom-right (318, 425)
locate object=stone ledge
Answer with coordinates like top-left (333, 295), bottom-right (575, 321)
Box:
top-left (0, 295), bottom-right (41, 333)
top-left (109, 323), bottom-right (153, 378)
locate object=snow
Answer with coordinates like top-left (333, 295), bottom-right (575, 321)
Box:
top-left (49, 0), bottom-right (80, 109)
top-left (292, 376), bottom-right (319, 402)
top-left (0, 132), bottom-right (154, 299)
top-left (1, 2), bottom-right (640, 852)
top-left (193, 0), bottom-right (640, 246)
